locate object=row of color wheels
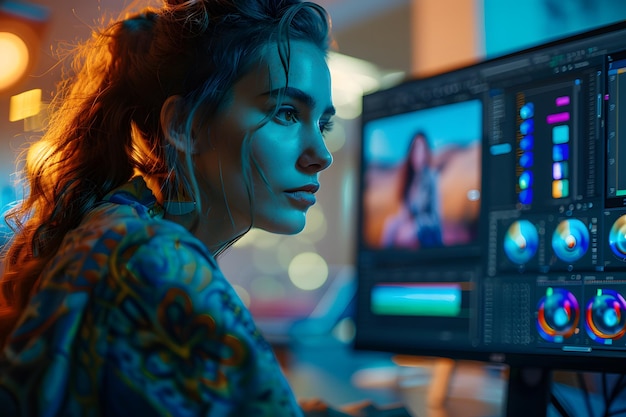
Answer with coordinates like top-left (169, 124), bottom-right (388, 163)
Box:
top-left (504, 218), bottom-right (590, 264)
top-left (537, 288), bottom-right (626, 344)
top-left (505, 215), bottom-right (626, 265)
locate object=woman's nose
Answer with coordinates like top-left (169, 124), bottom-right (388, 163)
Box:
top-left (298, 130), bottom-right (333, 173)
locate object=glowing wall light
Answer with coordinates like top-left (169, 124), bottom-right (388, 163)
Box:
top-left (9, 88), bottom-right (41, 121)
top-left (327, 51), bottom-right (404, 119)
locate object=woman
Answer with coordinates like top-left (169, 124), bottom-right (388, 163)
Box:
top-left (0, 0), bottom-right (363, 415)
top-left (381, 131), bottom-right (443, 249)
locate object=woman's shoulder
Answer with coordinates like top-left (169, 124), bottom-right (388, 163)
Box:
top-left (80, 199), bottom-right (219, 281)
top-left (43, 191), bottom-right (217, 301)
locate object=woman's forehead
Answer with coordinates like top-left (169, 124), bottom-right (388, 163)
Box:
top-left (239, 41), bottom-right (331, 103)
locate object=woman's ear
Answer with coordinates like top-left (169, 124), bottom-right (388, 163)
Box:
top-left (161, 95), bottom-right (195, 154)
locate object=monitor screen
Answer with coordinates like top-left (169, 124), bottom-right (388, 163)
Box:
top-left (353, 21), bottom-right (626, 373)
top-left (361, 100), bottom-right (482, 253)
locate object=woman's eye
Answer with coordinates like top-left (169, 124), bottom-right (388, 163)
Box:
top-left (319, 119), bottom-right (335, 135)
top-left (275, 107), bottom-right (299, 124)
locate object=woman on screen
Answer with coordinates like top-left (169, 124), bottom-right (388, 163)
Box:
top-left (381, 131), bottom-right (443, 249)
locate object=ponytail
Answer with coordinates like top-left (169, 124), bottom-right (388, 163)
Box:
top-left (0, 9), bottom-right (164, 345)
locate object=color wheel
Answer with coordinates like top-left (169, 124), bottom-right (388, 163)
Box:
top-left (585, 289), bottom-right (626, 344)
top-left (551, 219), bottom-right (589, 263)
top-left (609, 215), bottom-right (626, 260)
top-left (537, 288), bottom-right (579, 342)
top-left (503, 220), bottom-right (538, 265)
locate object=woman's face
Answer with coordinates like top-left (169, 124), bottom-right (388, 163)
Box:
top-left (194, 40), bottom-right (334, 238)
top-left (410, 135), bottom-right (429, 169)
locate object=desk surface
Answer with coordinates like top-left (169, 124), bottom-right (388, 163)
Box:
top-left (279, 336), bottom-right (626, 417)
top-left (278, 336), bottom-right (506, 417)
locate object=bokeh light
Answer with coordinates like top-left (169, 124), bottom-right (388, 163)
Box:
top-left (288, 252), bottom-right (329, 291)
top-left (325, 120), bottom-right (346, 153)
top-left (277, 238), bottom-right (316, 269)
top-left (232, 284), bottom-right (251, 307)
top-left (332, 317), bottom-right (356, 343)
top-left (0, 32), bottom-right (29, 91)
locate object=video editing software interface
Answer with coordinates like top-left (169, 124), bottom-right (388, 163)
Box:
top-left (354, 22), bottom-right (626, 370)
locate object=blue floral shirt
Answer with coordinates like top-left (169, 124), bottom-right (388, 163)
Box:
top-left (0, 177), bottom-right (303, 416)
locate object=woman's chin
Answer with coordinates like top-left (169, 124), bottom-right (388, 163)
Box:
top-left (257, 214), bottom-right (307, 235)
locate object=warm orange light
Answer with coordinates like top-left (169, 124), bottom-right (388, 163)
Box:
top-left (9, 88), bottom-right (41, 122)
top-left (0, 31), bottom-right (29, 91)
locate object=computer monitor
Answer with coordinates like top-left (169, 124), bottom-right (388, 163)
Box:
top-left (353, 21), bottom-right (626, 416)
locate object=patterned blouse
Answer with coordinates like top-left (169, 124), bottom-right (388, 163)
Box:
top-left (0, 177), bottom-right (303, 417)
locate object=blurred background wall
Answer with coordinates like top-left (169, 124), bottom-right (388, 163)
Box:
top-left (2, 0), bottom-right (626, 341)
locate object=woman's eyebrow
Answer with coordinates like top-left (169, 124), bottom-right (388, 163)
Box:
top-left (261, 87), bottom-right (336, 115)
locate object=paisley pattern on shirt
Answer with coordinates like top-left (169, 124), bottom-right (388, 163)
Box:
top-left (0, 177), bottom-right (303, 417)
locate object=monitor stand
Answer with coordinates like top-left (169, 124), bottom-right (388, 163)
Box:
top-left (426, 357), bottom-right (457, 408)
top-left (504, 366), bottom-right (551, 417)
top-left (426, 361), bottom-right (551, 417)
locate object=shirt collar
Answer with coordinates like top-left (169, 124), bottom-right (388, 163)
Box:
top-left (103, 176), bottom-right (164, 219)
